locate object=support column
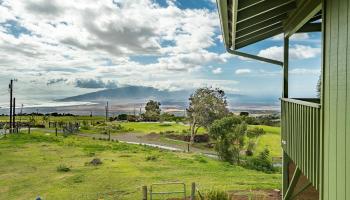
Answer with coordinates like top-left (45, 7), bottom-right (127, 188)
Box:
top-left (283, 36), bottom-right (289, 98)
top-left (282, 35), bottom-right (290, 197)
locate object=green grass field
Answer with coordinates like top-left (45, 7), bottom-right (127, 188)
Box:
top-left (250, 125), bottom-right (281, 158)
top-left (0, 132), bottom-right (281, 200)
top-left (116, 122), bottom-right (205, 134)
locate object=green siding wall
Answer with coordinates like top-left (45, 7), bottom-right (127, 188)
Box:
top-left (323, 0), bottom-right (350, 199)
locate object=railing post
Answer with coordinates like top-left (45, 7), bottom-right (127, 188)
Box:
top-left (142, 186), bottom-right (147, 200)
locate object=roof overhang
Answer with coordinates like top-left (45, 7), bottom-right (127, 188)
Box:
top-left (217, 0), bottom-right (322, 51)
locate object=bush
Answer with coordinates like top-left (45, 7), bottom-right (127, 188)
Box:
top-left (245, 140), bottom-right (256, 156)
top-left (57, 164), bottom-right (70, 172)
top-left (244, 148), bottom-right (276, 173)
top-left (80, 120), bottom-right (90, 130)
top-left (145, 155), bottom-right (158, 161)
top-left (199, 189), bottom-right (229, 200)
top-left (117, 114), bottom-right (128, 121)
top-left (209, 116), bottom-right (246, 164)
top-left (90, 158), bottom-right (102, 166)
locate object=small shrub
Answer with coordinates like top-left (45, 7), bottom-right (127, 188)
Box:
top-left (200, 189), bottom-right (229, 200)
top-left (57, 164), bottom-right (70, 172)
top-left (194, 155), bottom-right (208, 163)
top-left (244, 147), bottom-right (276, 173)
top-left (145, 155), bottom-right (158, 161)
top-left (90, 158), bottom-right (102, 166)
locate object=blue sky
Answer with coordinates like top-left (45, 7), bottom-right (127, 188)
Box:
top-left (0, 0), bottom-right (321, 107)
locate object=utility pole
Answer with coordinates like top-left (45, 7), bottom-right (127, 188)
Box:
top-left (9, 80), bottom-right (13, 133)
top-left (105, 101), bottom-right (109, 121)
top-left (13, 98), bottom-right (15, 133)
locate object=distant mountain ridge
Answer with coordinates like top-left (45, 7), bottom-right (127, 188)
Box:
top-left (59, 86), bottom-right (191, 103)
top-left (59, 85), bottom-right (278, 106)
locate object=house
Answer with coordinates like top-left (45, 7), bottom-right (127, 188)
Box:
top-left (216, 0), bottom-right (349, 199)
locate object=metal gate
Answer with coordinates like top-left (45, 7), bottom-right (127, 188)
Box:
top-left (150, 182), bottom-right (186, 200)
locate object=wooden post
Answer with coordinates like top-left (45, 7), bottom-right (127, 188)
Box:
top-left (282, 35), bottom-right (289, 197)
top-left (187, 143), bottom-right (190, 152)
top-left (13, 97), bottom-right (16, 133)
top-left (142, 186), bottom-right (147, 200)
top-left (190, 182), bottom-right (196, 200)
top-left (283, 36), bottom-right (289, 99)
top-left (55, 127), bottom-right (58, 136)
top-left (108, 130), bottom-right (111, 141)
top-left (28, 125), bottom-right (30, 134)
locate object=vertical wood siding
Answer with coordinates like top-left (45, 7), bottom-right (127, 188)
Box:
top-left (323, 0), bottom-right (350, 199)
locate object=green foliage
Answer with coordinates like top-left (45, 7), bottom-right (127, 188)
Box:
top-left (57, 164), bottom-right (70, 172)
top-left (80, 120), bottom-right (91, 130)
top-left (199, 189), bottom-right (229, 200)
top-left (117, 114), bottom-right (128, 121)
top-left (127, 115), bottom-right (138, 122)
top-left (209, 116), bottom-right (246, 164)
top-left (246, 127), bottom-right (265, 139)
top-left (159, 112), bottom-right (184, 122)
top-left (244, 147), bottom-right (276, 173)
top-left (143, 100), bottom-right (161, 121)
top-left (246, 140), bottom-right (255, 156)
top-left (187, 87), bottom-right (229, 143)
top-left (145, 155), bottom-right (158, 161)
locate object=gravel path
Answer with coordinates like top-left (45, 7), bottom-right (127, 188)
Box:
top-left (77, 132), bottom-right (216, 155)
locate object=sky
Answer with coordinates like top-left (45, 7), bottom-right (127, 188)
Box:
top-left (0, 0), bottom-right (321, 107)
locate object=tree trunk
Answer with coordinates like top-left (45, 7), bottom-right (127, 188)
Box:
top-left (190, 120), bottom-right (196, 144)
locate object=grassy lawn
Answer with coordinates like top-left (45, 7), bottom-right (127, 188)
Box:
top-left (0, 132), bottom-right (281, 200)
top-left (249, 125), bottom-right (282, 158)
top-left (117, 122), bottom-right (206, 134)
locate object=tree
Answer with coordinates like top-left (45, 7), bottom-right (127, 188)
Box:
top-left (187, 87), bottom-right (229, 143)
top-left (316, 74), bottom-right (321, 98)
top-left (143, 100), bottom-right (161, 121)
top-left (209, 116), bottom-right (247, 164)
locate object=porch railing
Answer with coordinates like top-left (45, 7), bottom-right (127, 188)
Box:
top-left (281, 98), bottom-right (321, 190)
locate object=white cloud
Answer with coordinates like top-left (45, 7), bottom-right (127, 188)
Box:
top-left (0, 0), bottom-right (230, 97)
top-left (235, 68), bottom-right (251, 75)
top-left (272, 33), bottom-right (310, 41)
top-left (290, 68), bottom-right (320, 75)
top-left (212, 67), bottom-right (222, 74)
top-left (257, 45), bottom-right (321, 61)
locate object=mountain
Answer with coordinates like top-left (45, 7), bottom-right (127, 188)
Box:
top-left (59, 86), bottom-right (192, 104)
top-left (58, 86), bottom-right (278, 107)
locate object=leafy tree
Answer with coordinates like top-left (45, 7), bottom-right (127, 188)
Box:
top-left (143, 100), bottom-right (161, 121)
top-left (42, 115), bottom-right (49, 126)
top-left (187, 87), bottom-right (229, 143)
top-left (117, 114), bottom-right (128, 121)
top-left (316, 74), bottom-right (321, 98)
top-left (209, 116), bottom-right (247, 164)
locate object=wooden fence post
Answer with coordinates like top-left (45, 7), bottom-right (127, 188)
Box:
top-left (142, 186), bottom-right (147, 200)
top-left (55, 127), bottom-right (58, 136)
top-left (191, 182), bottom-right (196, 200)
top-left (28, 125), bottom-right (30, 134)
